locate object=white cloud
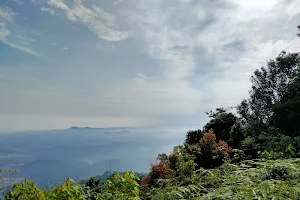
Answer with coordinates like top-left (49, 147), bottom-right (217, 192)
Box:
top-left (1, 0), bottom-right (300, 130)
top-left (0, 7), bottom-right (15, 22)
top-left (4, 40), bottom-right (43, 57)
top-left (0, 6), bottom-right (44, 57)
top-left (12, 0), bottom-right (24, 4)
top-left (0, 21), bottom-right (44, 57)
top-left (40, 6), bottom-right (59, 15)
top-left (46, 0), bottom-right (131, 41)
top-left (31, 0), bottom-right (44, 5)
top-left (285, 0), bottom-right (300, 19)
top-left (16, 35), bottom-right (35, 42)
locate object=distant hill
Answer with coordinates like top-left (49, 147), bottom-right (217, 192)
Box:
top-left (67, 127), bottom-right (130, 134)
top-left (67, 127), bottom-right (101, 131)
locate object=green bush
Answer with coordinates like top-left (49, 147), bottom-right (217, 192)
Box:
top-left (259, 150), bottom-right (285, 160)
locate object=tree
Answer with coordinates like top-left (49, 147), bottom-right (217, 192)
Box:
top-left (237, 52), bottom-right (300, 126)
top-left (203, 108), bottom-right (243, 148)
top-left (297, 25), bottom-right (300, 38)
top-left (185, 130), bottom-right (203, 146)
top-left (198, 129), bottom-right (232, 168)
top-left (272, 93), bottom-right (300, 137)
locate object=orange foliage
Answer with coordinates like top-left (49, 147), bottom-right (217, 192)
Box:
top-left (140, 175), bottom-right (150, 185)
top-left (150, 161), bottom-right (170, 180)
top-left (217, 140), bottom-right (232, 157)
top-left (199, 129), bottom-right (217, 152)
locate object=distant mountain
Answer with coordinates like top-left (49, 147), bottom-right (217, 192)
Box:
top-left (67, 127), bottom-right (130, 134)
top-left (67, 126), bottom-right (101, 130)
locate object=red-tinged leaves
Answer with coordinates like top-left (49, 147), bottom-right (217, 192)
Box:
top-left (150, 161), bottom-right (170, 180)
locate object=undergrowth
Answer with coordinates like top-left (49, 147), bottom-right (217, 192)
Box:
top-left (141, 158), bottom-right (300, 200)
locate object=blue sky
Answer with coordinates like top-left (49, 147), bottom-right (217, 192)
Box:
top-left (0, 0), bottom-right (300, 131)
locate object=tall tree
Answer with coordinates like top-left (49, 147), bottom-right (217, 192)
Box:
top-left (272, 66), bottom-right (300, 136)
top-left (237, 52), bottom-right (300, 125)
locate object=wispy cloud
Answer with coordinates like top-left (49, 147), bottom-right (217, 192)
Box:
top-left (12, 0), bottom-right (24, 5)
top-left (3, 40), bottom-right (43, 57)
top-left (16, 35), bottom-right (35, 42)
top-left (0, 6), bottom-right (44, 57)
top-left (31, 0), bottom-right (44, 5)
top-left (0, 7), bottom-right (15, 22)
top-left (40, 6), bottom-right (59, 16)
top-left (45, 0), bottom-right (131, 41)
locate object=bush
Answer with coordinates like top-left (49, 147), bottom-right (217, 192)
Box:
top-left (259, 150), bottom-right (285, 160)
top-left (149, 161), bottom-right (170, 183)
top-left (229, 149), bottom-right (246, 164)
top-left (198, 129), bottom-right (232, 168)
top-left (5, 179), bottom-right (44, 199)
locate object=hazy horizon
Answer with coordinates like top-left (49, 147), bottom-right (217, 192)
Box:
top-left (0, 125), bottom-right (199, 187)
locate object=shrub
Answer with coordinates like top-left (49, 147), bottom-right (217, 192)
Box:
top-left (103, 171), bottom-right (140, 200)
top-left (216, 140), bottom-right (232, 158)
top-left (149, 161), bottom-right (170, 181)
top-left (260, 164), bottom-right (291, 181)
top-left (140, 175), bottom-right (150, 186)
top-left (229, 149), bottom-right (246, 164)
top-left (45, 178), bottom-right (86, 199)
top-left (259, 150), bottom-right (285, 160)
top-left (5, 179), bottom-right (44, 199)
top-left (198, 129), bottom-right (232, 168)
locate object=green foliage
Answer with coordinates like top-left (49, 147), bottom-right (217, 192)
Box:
top-left (5, 178), bottom-right (87, 200)
top-left (5, 179), bottom-right (44, 200)
top-left (228, 149), bottom-right (246, 164)
top-left (203, 108), bottom-right (243, 148)
top-left (237, 51), bottom-right (300, 138)
top-left (2, 171), bottom-right (140, 200)
top-left (176, 152), bottom-right (196, 178)
top-left (285, 144), bottom-right (297, 157)
top-left (185, 130), bottom-right (203, 146)
top-left (81, 176), bottom-right (104, 197)
top-left (273, 97), bottom-right (300, 137)
top-left (101, 171), bottom-right (140, 200)
top-left (45, 178), bottom-right (86, 200)
top-left (259, 150), bottom-right (285, 160)
top-left (240, 137), bottom-right (261, 158)
top-left (238, 52), bottom-right (300, 123)
top-left (141, 159), bottom-right (300, 199)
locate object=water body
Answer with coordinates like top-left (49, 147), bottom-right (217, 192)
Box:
top-left (0, 125), bottom-right (200, 187)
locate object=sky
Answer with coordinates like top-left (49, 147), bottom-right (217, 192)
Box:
top-left (0, 0), bottom-right (300, 131)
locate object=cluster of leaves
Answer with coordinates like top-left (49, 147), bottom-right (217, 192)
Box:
top-left (2, 171), bottom-right (140, 200)
top-left (140, 129), bottom-right (232, 189)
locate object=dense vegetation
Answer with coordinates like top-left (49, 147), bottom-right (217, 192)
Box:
top-left (1, 29), bottom-right (300, 200)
